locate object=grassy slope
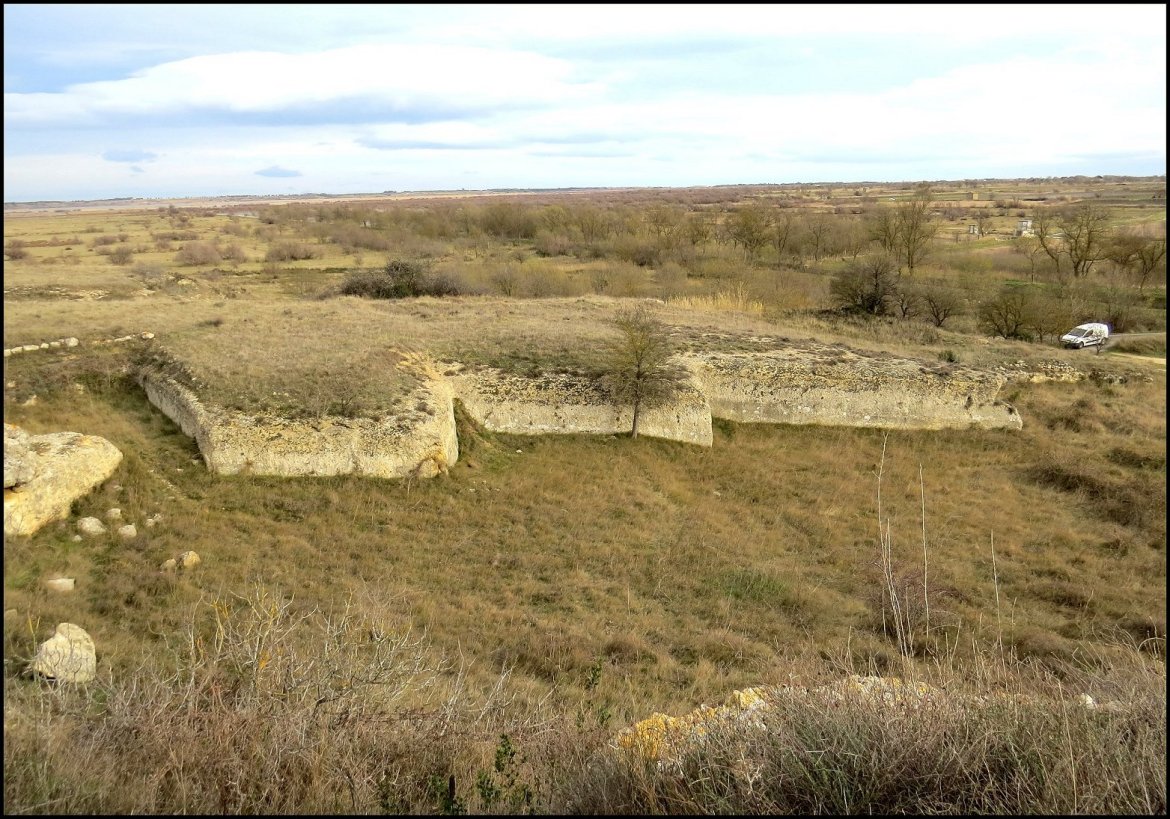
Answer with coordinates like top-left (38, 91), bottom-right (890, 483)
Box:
top-left (3, 183), bottom-right (1165, 813)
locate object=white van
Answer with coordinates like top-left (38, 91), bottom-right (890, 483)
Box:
top-left (1060, 323), bottom-right (1110, 349)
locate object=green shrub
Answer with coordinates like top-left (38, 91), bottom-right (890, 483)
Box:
top-left (339, 259), bottom-right (461, 299)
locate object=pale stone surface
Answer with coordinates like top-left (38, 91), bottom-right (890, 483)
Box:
top-left (160, 558), bottom-right (177, 572)
top-left (65, 337), bottom-right (79, 347)
top-left (4, 423), bottom-right (35, 488)
top-left (177, 550), bottom-right (201, 570)
top-left (44, 577), bottom-right (76, 592)
top-left (138, 366), bottom-right (459, 479)
top-left (616, 674), bottom-right (1117, 767)
top-left (106, 507), bottom-right (122, 520)
top-left (136, 332), bottom-right (1024, 479)
top-left (30, 623), bottom-right (96, 683)
top-left (4, 429), bottom-right (123, 537)
top-left (77, 516), bottom-right (106, 536)
top-left (451, 367), bottom-right (714, 446)
top-left (689, 348), bottom-right (1022, 431)
top-left (117, 524), bottom-right (137, 539)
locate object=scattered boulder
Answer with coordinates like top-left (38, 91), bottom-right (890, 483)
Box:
top-left (616, 675), bottom-right (1119, 767)
top-left (44, 577), bottom-right (76, 593)
top-left (145, 513), bottom-right (163, 528)
top-left (160, 558), bottom-right (177, 573)
top-left (29, 623), bottom-right (96, 683)
top-left (106, 507), bottom-right (122, 521)
top-left (177, 550), bottom-right (201, 570)
top-left (77, 516), bottom-right (106, 536)
top-left (4, 427), bottom-right (123, 538)
top-left (117, 523), bottom-right (137, 539)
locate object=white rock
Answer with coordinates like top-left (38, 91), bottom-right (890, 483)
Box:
top-left (3, 430), bottom-right (123, 538)
top-left (117, 524), bottom-right (137, 539)
top-left (177, 550), bottom-right (201, 570)
top-left (22, 345), bottom-right (39, 352)
top-left (140, 332), bottom-right (155, 340)
top-left (77, 517), bottom-right (106, 536)
top-left (160, 558), bottom-right (177, 572)
top-left (71, 534), bottom-right (82, 542)
top-left (44, 577), bottom-right (76, 593)
top-left (4, 424), bottom-right (35, 488)
top-left (64, 337), bottom-right (79, 347)
top-left (106, 507), bottom-right (122, 521)
top-left (30, 623), bottom-right (96, 683)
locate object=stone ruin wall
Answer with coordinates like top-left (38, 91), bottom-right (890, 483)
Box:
top-left (138, 368), bottom-right (458, 479)
top-left (138, 345), bottom-right (1024, 479)
top-left (449, 369), bottom-right (714, 446)
top-left (691, 351), bottom-right (1022, 431)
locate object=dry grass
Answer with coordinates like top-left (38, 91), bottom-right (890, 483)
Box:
top-left (4, 181), bottom-right (1166, 814)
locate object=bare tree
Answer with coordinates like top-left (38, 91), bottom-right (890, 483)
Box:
top-left (829, 255), bottom-right (901, 315)
top-left (977, 286), bottom-right (1034, 340)
top-left (1107, 229), bottom-right (1166, 292)
top-left (917, 284), bottom-right (964, 328)
top-left (867, 208), bottom-right (900, 255)
top-left (1059, 203), bottom-right (1111, 278)
top-left (1012, 235), bottom-right (1050, 283)
top-left (772, 209), bottom-right (799, 262)
top-left (803, 213), bottom-right (835, 263)
top-left (1032, 209), bottom-right (1066, 280)
top-left (600, 304), bottom-right (688, 439)
top-left (1032, 203), bottom-right (1113, 280)
top-left (973, 209), bottom-right (992, 238)
top-left (894, 186), bottom-right (938, 274)
top-left (727, 203), bottom-right (772, 260)
top-left (683, 214), bottom-right (712, 249)
top-left (838, 217), bottom-right (871, 260)
top-left (867, 187), bottom-right (937, 274)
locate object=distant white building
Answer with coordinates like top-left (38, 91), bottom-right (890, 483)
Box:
top-left (1014, 218), bottom-right (1034, 237)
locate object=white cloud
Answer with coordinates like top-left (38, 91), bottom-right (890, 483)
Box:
top-left (3, 4), bottom-right (1163, 200)
top-left (4, 43), bottom-right (598, 127)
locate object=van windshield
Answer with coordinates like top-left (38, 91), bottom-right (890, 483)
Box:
top-left (1067, 329), bottom-right (1088, 337)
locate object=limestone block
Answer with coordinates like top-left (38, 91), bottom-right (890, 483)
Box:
top-left (138, 365), bottom-right (459, 479)
top-left (4, 424), bottom-right (35, 488)
top-left (30, 623), bottom-right (96, 683)
top-left (117, 524), bottom-right (137, 539)
top-left (4, 431), bottom-right (123, 537)
top-left (44, 577), bottom-right (76, 593)
top-left (77, 517), bottom-right (106, 536)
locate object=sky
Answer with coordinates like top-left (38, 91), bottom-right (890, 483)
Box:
top-left (3, 3), bottom-right (1166, 202)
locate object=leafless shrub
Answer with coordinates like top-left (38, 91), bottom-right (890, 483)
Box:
top-left (265, 242), bottom-right (321, 262)
top-left (176, 241), bottom-right (223, 266)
